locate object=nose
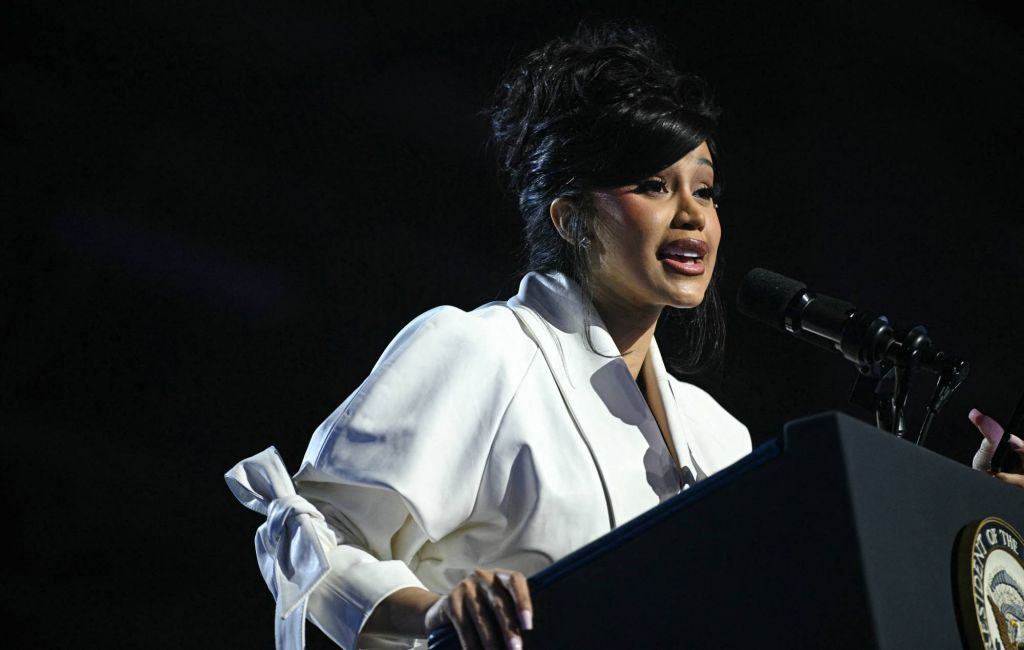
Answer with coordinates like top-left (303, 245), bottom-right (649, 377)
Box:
top-left (672, 195), bottom-right (706, 231)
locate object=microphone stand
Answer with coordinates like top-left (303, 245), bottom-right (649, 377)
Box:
top-left (854, 362), bottom-right (897, 435)
top-left (915, 354), bottom-right (970, 446)
top-left (848, 325), bottom-right (968, 445)
top-left (852, 364), bottom-right (908, 437)
top-left (892, 365), bottom-right (911, 438)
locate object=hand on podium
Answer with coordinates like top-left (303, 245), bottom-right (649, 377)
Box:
top-left (424, 569), bottom-right (534, 650)
top-left (969, 408), bottom-right (1024, 488)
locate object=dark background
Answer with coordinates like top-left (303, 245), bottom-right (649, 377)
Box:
top-left (5, 1), bottom-right (1022, 646)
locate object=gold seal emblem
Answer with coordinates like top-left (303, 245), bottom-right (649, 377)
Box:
top-left (956, 517), bottom-right (1024, 650)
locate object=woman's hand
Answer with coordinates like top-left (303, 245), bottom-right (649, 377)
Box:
top-left (425, 568), bottom-right (534, 650)
top-left (969, 408), bottom-right (1024, 487)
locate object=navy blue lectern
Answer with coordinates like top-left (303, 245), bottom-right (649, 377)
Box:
top-left (427, 412), bottom-right (1024, 649)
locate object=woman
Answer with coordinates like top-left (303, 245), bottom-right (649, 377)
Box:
top-left (225, 21), bottom-right (1021, 650)
top-left (228, 22), bottom-right (745, 649)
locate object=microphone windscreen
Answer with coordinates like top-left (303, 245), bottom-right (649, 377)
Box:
top-left (737, 268), bottom-right (807, 332)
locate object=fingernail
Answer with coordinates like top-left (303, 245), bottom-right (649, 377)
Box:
top-left (969, 408), bottom-right (981, 422)
top-left (508, 634), bottom-right (523, 650)
top-left (519, 609), bottom-right (533, 631)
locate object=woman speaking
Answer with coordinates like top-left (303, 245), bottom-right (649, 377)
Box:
top-left (225, 20), bottom-right (1019, 650)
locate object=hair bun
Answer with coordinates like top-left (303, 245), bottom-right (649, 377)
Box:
top-left (488, 21), bottom-right (719, 198)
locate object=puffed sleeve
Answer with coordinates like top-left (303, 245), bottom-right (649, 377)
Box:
top-left (274, 305), bottom-right (536, 649)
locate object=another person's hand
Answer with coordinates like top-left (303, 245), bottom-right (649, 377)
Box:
top-left (425, 568), bottom-right (533, 650)
top-left (969, 408), bottom-right (1024, 488)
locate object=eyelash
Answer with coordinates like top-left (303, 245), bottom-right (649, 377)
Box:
top-left (634, 179), bottom-right (722, 202)
top-left (634, 179), bottom-right (670, 194)
top-left (695, 185), bottom-right (722, 201)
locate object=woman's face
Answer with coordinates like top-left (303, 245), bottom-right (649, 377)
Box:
top-left (587, 141), bottom-right (721, 315)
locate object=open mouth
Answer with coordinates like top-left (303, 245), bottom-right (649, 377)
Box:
top-left (657, 238), bottom-right (709, 276)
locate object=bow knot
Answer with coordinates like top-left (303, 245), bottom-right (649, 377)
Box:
top-left (225, 447), bottom-right (335, 649)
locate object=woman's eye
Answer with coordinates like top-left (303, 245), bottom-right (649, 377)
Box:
top-left (694, 184), bottom-right (722, 202)
top-left (634, 179), bottom-right (669, 194)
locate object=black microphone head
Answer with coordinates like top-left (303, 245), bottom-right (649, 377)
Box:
top-left (737, 268), bottom-right (807, 332)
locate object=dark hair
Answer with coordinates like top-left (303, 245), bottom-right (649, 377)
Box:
top-left (488, 21), bottom-right (725, 374)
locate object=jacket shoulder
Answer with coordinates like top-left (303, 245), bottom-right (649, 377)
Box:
top-left (297, 302), bottom-right (539, 538)
top-left (377, 302), bottom-right (537, 367)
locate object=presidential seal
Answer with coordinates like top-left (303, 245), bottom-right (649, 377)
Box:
top-left (956, 517), bottom-right (1024, 650)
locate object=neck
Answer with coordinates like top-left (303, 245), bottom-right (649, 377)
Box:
top-left (590, 289), bottom-right (662, 381)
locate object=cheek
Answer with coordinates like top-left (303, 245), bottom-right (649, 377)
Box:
top-left (593, 208), bottom-right (644, 259)
top-left (606, 218), bottom-right (658, 271)
top-left (591, 195), bottom-right (664, 270)
top-left (614, 201), bottom-right (663, 248)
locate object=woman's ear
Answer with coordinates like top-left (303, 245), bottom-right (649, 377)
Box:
top-left (549, 197), bottom-right (575, 243)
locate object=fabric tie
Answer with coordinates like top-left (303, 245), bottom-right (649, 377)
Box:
top-left (225, 447), bottom-right (336, 649)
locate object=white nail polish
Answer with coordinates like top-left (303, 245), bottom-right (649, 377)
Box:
top-left (509, 634), bottom-right (523, 650)
top-left (519, 609), bottom-right (533, 631)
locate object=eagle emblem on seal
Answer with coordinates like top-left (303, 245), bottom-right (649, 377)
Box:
top-left (956, 517), bottom-right (1024, 650)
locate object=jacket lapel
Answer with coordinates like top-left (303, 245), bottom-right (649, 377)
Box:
top-left (506, 272), bottom-right (685, 527)
top-left (647, 337), bottom-right (708, 484)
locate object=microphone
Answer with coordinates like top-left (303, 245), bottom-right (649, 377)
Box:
top-left (736, 268), bottom-right (969, 444)
top-left (736, 268), bottom-right (946, 373)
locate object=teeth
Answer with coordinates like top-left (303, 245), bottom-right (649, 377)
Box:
top-left (661, 245), bottom-right (703, 258)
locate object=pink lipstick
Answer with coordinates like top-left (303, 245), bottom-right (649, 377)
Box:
top-left (657, 238), bottom-right (709, 276)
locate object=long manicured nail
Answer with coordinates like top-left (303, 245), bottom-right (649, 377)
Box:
top-left (519, 609), bottom-right (533, 631)
top-left (969, 408), bottom-right (981, 422)
top-left (508, 634), bottom-right (523, 650)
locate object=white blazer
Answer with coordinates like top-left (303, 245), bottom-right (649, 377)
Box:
top-left (226, 271), bottom-right (751, 650)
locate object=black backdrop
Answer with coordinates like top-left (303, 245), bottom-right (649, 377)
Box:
top-left (5, 1), bottom-right (1022, 646)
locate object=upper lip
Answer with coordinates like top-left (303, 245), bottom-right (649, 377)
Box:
top-left (657, 238), bottom-right (710, 259)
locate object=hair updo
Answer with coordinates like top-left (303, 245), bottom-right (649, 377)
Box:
top-left (488, 21), bottom-right (725, 374)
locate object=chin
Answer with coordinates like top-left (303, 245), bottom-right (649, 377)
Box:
top-left (660, 276), bottom-right (710, 309)
top-left (665, 290), bottom-right (706, 309)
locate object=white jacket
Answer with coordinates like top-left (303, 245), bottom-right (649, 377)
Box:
top-left (226, 271), bottom-right (751, 649)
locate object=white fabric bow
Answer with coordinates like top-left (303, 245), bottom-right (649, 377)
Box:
top-left (225, 447), bottom-right (336, 650)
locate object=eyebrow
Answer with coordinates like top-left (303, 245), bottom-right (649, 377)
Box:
top-left (696, 158), bottom-right (714, 169)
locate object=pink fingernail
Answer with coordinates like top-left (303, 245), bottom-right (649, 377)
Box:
top-left (969, 408), bottom-right (981, 421)
top-left (519, 609), bottom-right (533, 631)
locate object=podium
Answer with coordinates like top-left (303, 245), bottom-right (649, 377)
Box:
top-left (428, 412), bottom-right (1024, 649)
